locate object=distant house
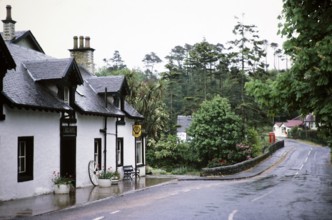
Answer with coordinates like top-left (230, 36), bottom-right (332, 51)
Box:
top-left (0, 5), bottom-right (145, 201)
top-left (273, 113), bottom-right (316, 137)
top-left (274, 120), bottom-right (303, 137)
top-left (176, 115), bottom-right (192, 141)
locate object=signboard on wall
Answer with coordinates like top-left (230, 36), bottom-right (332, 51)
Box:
top-left (132, 124), bottom-right (141, 138)
top-left (61, 126), bottom-right (77, 137)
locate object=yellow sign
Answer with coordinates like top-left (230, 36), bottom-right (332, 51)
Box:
top-left (132, 124), bottom-right (142, 137)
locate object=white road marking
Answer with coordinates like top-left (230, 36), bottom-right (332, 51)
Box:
top-left (170, 192), bottom-right (179, 196)
top-left (228, 209), bottom-right (238, 220)
top-left (251, 190), bottom-right (274, 202)
top-left (93, 216), bottom-right (104, 220)
top-left (295, 148), bottom-right (312, 176)
top-left (110, 210), bottom-right (120, 214)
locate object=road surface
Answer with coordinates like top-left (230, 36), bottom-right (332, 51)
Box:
top-left (31, 139), bottom-right (332, 220)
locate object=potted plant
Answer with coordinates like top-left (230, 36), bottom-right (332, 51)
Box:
top-left (97, 167), bottom-right (113, 187)
top-left (52, 171), bottom-right (73, 194)
top-left (111, 171), bottom-right (120, 185)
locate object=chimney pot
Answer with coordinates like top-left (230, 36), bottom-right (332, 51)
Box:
top-left (79, 36), bottom-right (84, 48)
top-left (85, 37), bottom-right (90, 48)
top-left (6, 5), bottom-right (12, 20)
top-left (73, 36), bottom-right (78, 49)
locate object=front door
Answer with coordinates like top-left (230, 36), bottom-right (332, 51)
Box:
top-left (60, 137), bottom-right (76, 186)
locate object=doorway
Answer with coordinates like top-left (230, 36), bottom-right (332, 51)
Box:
top-left (60, 137), bottom-right (76, 186)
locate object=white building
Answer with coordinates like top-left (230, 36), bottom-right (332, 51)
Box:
top-left (176, 115), bottom-right (192, 141)
top-left (0, 5), bottom-right (145, 201)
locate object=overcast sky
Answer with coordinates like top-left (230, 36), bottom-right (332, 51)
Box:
top-left (1, 0), bottom-right (285, 71)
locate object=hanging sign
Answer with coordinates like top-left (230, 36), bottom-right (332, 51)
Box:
top-left (132, 124), bottom-right (142, 138)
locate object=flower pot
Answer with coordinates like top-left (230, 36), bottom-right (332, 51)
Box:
top-left (98, 179), bottom-right (112, 187)
top-left (54, 184), bottom-right (70, 194)
top-left (111, 179), bottom-right (119, 185)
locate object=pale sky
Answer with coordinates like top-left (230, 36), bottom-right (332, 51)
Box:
top-left (1, 0), bottom-right (285, 71)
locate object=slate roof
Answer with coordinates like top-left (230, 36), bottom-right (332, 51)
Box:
top-left (284, 120), bottom-right (303, 128)
top-left (2, 40), bottom-right (75, 111)
top-left (23, 58), bottom-right (83, 84)
top-left (76, 68), bottom-right (143, 119)
top-left (124, 101), bottom-right (144, 119)
top-left (75, 68), bottom-right (124, 117)
top-left (2, 30), bottom-right (143, 119)
top-left (177, 115), bottom-right (192, 132)
top-left (86, 76), bottom-right (129, 95)
top-left (10, 30), bottom-right (44, 53)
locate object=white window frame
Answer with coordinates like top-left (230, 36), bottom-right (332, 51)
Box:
top-left (117, 138), bottom-right (123, 166)
top-left (136, 140), bottom-right (143, 165)
top-left (18, 141), bottom-right (26, 174)
top-left (64, 87), bottom-right (69, 104)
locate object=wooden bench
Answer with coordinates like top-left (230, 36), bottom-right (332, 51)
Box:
top-left (123, 165), bottom-right (140, 179)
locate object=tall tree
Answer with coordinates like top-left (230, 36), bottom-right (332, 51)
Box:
top-left (227, 17), bottom-right (268, 131)
top-left (142, 52), bottom-right (162, 77)
top-left (279, 0), bottom-right (332, 145)
top-left (103, 50), bottom-right (126, 71)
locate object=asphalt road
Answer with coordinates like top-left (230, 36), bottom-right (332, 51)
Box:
top-left (29, 139), bottom-right (332, 220)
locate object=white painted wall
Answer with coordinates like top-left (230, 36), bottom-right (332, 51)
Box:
top-left (117, 118), bottom-right (146, 176)
top-left (75, 114), bottom-right (117, 187)
top-left (0, 106), bottom-right (60, 201)
top-left (0, 106), bottom-right (145, 201)
top-left (273, 124), bottom-right (289, 137)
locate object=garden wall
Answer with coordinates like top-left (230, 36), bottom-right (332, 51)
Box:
top-left (201, 140), bottom-right (285, 176)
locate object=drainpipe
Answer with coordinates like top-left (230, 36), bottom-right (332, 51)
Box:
top-left (134, 135), bottom-right (137, 181)
top-left (103, 88), bottom-right (107, 173)
top-left (115, 119), bottom-right (118, 172)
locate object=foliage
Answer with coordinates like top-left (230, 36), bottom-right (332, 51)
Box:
top-left (112, 171), bottom-right (120, 180)
top-left (245, 128), bottom-right (262, 158)
top-left (51, 171), bottom-right (73, 186)
top-left (170, 167), bottom-right (199, 175)
top-left (289, 127), bottom-right (328, 146)
top-left (102, 50), bottom-right (127, 71)
top-left (96, 68), bottom-right (170, 144)
top-left (142, 52), bottom-right (162, 76)
top-left (278, 0), bottom-right (332, 146)
top-left (187, 95), bottom-right (243, 167)
top-left (97, 167), bottom-right (114, 179)
top-left (207, 158), bottom-right (228, 168)
top-left (147, 134), bottom-right (193, 168)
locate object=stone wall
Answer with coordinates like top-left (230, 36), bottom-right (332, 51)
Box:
top-left (201, 140), bottom-right (285, 176)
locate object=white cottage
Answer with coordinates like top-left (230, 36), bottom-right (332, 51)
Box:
top-left (273, 120), bottom-right (303, 137)
top-left (176, 115), bottom-right (192, 141)
top-left (0, 5), bottom-right (145, 201)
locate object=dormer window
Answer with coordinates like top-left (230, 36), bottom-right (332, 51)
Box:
top-left (64, 87), bottom-right (69, 104)
top-left (114, 96), bottom-right (120, 108)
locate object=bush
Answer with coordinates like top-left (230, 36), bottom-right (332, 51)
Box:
top-left (147, 134), bottom-right (194, 168)
top-left (188, 96), bottom-right (243, 167)
top-left (246, 128), bottom-right (262, 158)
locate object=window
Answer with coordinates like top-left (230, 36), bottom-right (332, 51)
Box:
top-left (94, 138), bottom-right (102, 170)
top-left (64, 87), bottom-right (69, 104)
top-left (18, 137), bottom-right (33, 182)
top-left (136, 139), bottom-right (143, 165)
top-left (117, 138), bottom-right (123, 166)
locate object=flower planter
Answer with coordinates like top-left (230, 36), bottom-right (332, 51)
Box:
top-left (54, 184), bottom-right (70, 194)
top-left (98, 179), bottom-right (112, 187)
top-left (111, 179), bottom-right (119, 185)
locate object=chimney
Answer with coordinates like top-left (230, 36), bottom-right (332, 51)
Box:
top-left (85, 37), bottom-right (90, 48)
top-left (2, 5), bottom-right (16, 41)
top-left (69, 36), bottom-right (95, 74)
top-left (73, 36), bottom-right (78, 49)
top-left (79, 36), bottom-right (84, 48)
